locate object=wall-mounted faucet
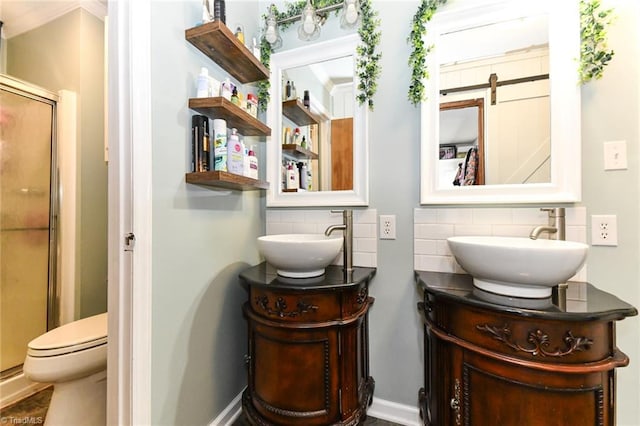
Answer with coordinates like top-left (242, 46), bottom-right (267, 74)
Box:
top-left (324, 210), bottom-right (353, 282)
top-left (529, 207), bottom-right (565, 241)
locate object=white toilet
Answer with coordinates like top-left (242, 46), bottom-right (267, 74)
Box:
top-left (23, 313), bottom-right (108, 426)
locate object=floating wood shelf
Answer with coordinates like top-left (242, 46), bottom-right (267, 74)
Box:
top-left (189, 97), bottom-right (271, 136)
top-left (281, 144), bottom-right (318, 160)
top-left (282, 99), bottom-right (319, 126)
top-left (185, 21), bottom-right (269, 84)
top-left (185, 171), bottom-right (269, 191)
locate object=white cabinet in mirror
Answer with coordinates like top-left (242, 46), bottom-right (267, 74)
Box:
top-left (420, 1), bottom-right (581, 204)
top-left (266, 34), bottom-right (369, 207)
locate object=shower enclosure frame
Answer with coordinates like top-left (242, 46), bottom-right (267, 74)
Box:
top-left (0, 74), bottom-right (60, 403)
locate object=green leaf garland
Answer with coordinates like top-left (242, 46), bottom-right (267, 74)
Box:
top-left (257, 0), bottom-right (381, 112)
top-left (407, 0), bottom-right (447, 106)
top-left (579, 0), bottom-right (615, 84)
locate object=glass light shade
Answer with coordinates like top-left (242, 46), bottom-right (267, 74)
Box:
top-left (340, 0), bottom-right (360, 29)
top-left (264, 13), bottom-right (282, 49)
top-left (298, 1), bottom-right (320, 41)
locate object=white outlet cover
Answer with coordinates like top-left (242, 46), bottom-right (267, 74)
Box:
top-left (379, 214), bottom-right (396, 240)
top-left (591, 214), bottom-right (618, 246)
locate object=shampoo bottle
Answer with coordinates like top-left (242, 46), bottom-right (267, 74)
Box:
top-left (248, 146), bottom-right (258, 179)
top-left (212, 118), bottom-right (227, 171)
top-left (227, 128), bottom-right (244, 175)
top-left (196, 67), bottom-right (210, 98)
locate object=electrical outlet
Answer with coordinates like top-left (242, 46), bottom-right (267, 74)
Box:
top-left (591, 215), bottom-right (618, 246)
top-left (379, 215), bottom-right (396, 240)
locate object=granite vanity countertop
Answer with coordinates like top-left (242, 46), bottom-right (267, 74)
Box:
top-left (416, 270), bottom-right (637, 322)
top-left (240, 262), bottom-right (376, 291)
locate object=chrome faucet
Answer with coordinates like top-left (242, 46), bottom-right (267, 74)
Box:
top-left (530, 207), bottom-right (568, 309)
top-left (324, 209), bottom-right (353, 282)
top-left (529, 207), bottom-right (565, 241)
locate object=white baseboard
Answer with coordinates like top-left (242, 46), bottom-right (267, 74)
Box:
top-left (0, 373), bottom-right (49, 409)
top-left (210, 389), bottom-right (243, 426)
top-left (211, 391), bottom-right (420, 426)
top-left (368, 397), bottom-right (421, 426)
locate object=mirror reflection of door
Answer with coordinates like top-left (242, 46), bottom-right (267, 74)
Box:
top-left (439, 99), bottom-right (485, 187)
top-left (331, 117), bottom-right (353, 190)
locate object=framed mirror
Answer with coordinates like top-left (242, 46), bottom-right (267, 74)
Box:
top-left (420, 1), bottom-right (581, 204)
top-left (266, 34), bottom-right (369, 207)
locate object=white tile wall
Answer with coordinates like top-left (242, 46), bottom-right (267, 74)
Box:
top-left (414, 207), bottom-right (588, 291)
top-left (266, 209), bottom-right (377, 267)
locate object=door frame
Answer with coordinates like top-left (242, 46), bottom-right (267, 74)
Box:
top-left (106, 0), bottom-right (152, 424)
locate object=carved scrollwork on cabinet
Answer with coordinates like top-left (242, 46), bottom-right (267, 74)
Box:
top-left (450, 378), bottom-right (461, 425)
top-left (476, 323), bottom-right (594, 358)
top-left (254, 295), bottom-right (319, 318)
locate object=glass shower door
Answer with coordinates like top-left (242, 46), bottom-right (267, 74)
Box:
top-left (0, 81), bottom-right (57, 377)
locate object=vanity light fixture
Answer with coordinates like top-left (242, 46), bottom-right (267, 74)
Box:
top-left (264, 8), bottom-right (282, 49)
top-left (265, 0), bottom-right (362, 47)
top-left (340, 0), bottom-right (360, 29)
top-left (298, 0), bottom-right (321, 41)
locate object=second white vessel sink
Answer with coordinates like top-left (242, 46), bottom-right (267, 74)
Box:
top-left (447, 236), bottom-right (588, 298)
top-left (257, 234), bottom-right (343, 278)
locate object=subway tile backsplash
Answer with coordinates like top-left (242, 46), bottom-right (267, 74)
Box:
top-left (414, 206), bottom-right (588, 284)
top-left (266, 209), bottom-right (377, 268)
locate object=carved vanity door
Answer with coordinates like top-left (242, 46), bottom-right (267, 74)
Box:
top-left (460, 348), bottom-right (611, 426)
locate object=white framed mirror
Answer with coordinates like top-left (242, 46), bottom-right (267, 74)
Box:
top-left (266, 34), bottom-right (369, 207)
top-left (420, 1), bottom-right (581, 204)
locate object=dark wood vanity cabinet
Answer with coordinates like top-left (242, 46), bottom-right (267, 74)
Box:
top-left (239, 264), bottom-right (376, 425)
top-left (416, 271), bottom-right (637, 426)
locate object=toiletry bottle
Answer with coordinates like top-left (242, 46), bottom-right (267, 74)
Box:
top-left (283, 127), bottom-right (291, 145)
top-left (196, 67), bottom-right (210, 98)
top-left (251, 37), bottom-right (260, 58)
top-left (230, 86), bottom-right (240, 105)
top-left (299, 162), bottom-right (308, 189)
top-left (293, 128), bottom-right (301, 145)
top-left (248, 146), bottom-right (258, 179)
top-left (286, 162), bottom-right (297, 190)
top-left (221, 78), bottom-right (232, 100)
top-left (235, 25), bottom-right (245, 44)
top-left (212, 118), bottom-right (227, 171)
top-left (285, 81), bottom-right (291, 100)
top-left (291, 81), bottom-right (297, 99)
top-left (303, 90), bottom-right (310, 109)
top-left (301, 136), bottom-right (307, 149)
top-left (227, 128), bottom-right (244, 175)
top-left (192, 115), bottom-right (209, 172)
top-left (214, 0), bottom-right (225, 23)
top-left (202, 0), bottom-right (213, 24)
top-left (242, 141), bottom-right (251, 177)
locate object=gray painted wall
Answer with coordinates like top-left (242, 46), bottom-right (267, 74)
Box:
top-left (7, 9), bottom-right (108, 319)
top-left (147, 0), bottom-right (639, 424)
top-left (149, 1), bottom-right (262, 424)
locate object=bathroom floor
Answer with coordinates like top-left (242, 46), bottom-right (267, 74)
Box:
top-left (0, 387), bottom-right (52, 425)
top-left (2, 389), bottom-right (401, 425)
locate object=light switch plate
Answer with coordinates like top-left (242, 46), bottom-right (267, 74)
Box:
top-left (604, 141), bottom-right (627, 170)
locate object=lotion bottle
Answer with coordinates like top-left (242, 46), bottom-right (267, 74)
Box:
top-left (227, 128), bottom-right (244, 175)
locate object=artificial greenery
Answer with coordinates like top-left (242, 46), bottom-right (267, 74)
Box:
top-left (579, 0), bottom-right (615, 84)
top-left (407, 0), bottom-right (447, 106)
top-left (407, 0), bottom-right (616, 106)
top-left (356, 0), bottom-right (381, 109)
top-left (257, 0), bottom-right (381, 112)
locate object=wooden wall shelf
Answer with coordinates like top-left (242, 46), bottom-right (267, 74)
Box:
top-left (185, 21), bottom-right (269, 84)
top-left (281, 144), bottom-right (318, 160)
top-left (282, 99), bottom-right (319, 126)
top-left (189, 97), bottom-right (271, 136)
top-left (185, 171), bottom-right (269, 191)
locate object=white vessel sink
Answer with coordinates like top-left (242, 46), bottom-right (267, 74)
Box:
top-left (447, 236), bottom-right (588, 298)
top-left (257, 234), bottom-right (343, 278)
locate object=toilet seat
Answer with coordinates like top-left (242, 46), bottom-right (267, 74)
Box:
top-left (27, 313), bottom-right (107, 357)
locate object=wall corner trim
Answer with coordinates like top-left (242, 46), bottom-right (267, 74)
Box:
top-left (368, 397), bottom-right (421, 426)
top-left (210, 390), bottom-right (243, 426)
